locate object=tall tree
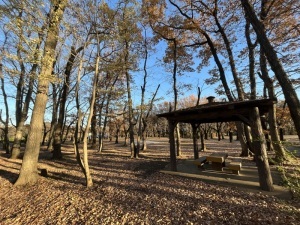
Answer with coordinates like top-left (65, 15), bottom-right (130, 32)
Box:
top-left (117, 0), bottom-right (142, 158)
top-left (241, 0), bottom-right (300, 140)
top-left (14, 0), bottom-right (68, 186)
top-left (0, 0), bottom-right (46, 159)
top-left (0, 56), bottom-right (9, 154)
top-left (52, 45), bottom-right (84, 159)
top-left (166, 0), bottom-right (251, 156)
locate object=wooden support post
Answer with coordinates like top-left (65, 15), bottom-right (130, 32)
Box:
top-left (250, 107), bottom-right (274, 191)
top-left (168, 119), bottom-right (177, 171)
top-left (191, 123), bottom-right (199, 159)
top-left (229, 130), bottom-right (233, 143)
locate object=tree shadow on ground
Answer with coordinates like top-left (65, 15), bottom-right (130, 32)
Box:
top-left (0, 168), bottom-right (18, 184)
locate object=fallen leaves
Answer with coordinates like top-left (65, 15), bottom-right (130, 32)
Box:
top-left (0, 138), bottom-right (299, 224)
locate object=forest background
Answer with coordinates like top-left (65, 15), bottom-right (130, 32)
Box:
top-left (0, 0), bottom-right (299, 188)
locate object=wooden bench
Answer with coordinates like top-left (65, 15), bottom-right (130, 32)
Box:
top-left (206, 153), bottom-right (228, 171)
top-left (224, 162), bottom-right (242, 175)
top-left (193, 156), bottom-right (207, 168)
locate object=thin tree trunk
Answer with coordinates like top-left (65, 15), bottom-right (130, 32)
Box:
top-left (80, 55), bottom-right (99, 187)
top-left (124, 41), bottom-right (137, 158)
top-left (168, 120), bottom-right (177, 171)
top-left (0, 60), bottom-right (10, 154)
top-left (192, 123), bottom-right (199, 159)
top-left (245, 20), bottom-right (257, 99)
top-left (213, 10), bottom-right (244, 100)
top-left (73, 50), bottom-right (97, 188)
top-left (200, 128), bottom-right (206, 151)
top-left (47, 82), bottom-right (58, 151)
top-left (53, 45), bottom-right (84, 158)
top-left (237, 122), bottom-right (250, 157)
top-left (90, 106), bottom-right (97, 149)
top-left (175, 124), bottom-right (181, 156)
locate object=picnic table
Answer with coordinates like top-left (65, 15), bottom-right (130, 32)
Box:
top-left (206, 152), bottom-right (228, 171)
top-left (193, 152), bottom-right (242, 174)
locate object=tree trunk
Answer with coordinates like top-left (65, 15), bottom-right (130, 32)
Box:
top-left (268, 104), bottom-right (286, 161)
top-left (47, 82), bottom-right (58, 152)
top-left (90, 108), bottom-right (97, 149)
top-left (214, 12), bottom-right (244, 100)
top-left (241, 0), bottom-right (300, 140)
top-left (168, 120), bottom-right (177, 171)
top-left (245, 19), bottom-right (257, 99)
top-left (11, 41), bottom-right (39, 158)
top-left (0, 56), bottom-right (10, 154)
top-left (10, 124), bottom-right (24, 158)
top-left (200, 129), bottom-right (206, 151)
top-left (124, 42), bottom-right (137, 157)
top-left (53, 45), bottom-right (83, 158)
top-left (175, 124), bottom-right (181, 157)
top-left (250, 107), bottom-right (274, 191)
top-left (256, 3), bottom-right (287, 162)
top-left (192, 123), bottom-right (199, 159)
top-left (236, 122), bottom-right (250, 157)
top-left (14, 0), bottom-right (67, 186)
top-left (115, 128), bottom-right (120, 144)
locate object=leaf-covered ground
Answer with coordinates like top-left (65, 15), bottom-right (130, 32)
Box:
top-left (0, 137), bottom-right (299, 225)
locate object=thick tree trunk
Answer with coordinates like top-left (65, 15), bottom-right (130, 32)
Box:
top-left (241, 0), bottom-right (300, 140)
top-left (268, 104), bottom-right (286, 161)
top-left (250, 107), bottom-right (274, 191)
top-left (257, 8), bottom-right (287, 162)
top-left (15, 79), bottom-right (50, 185)
top-left (14, 0), bottom-right (67, 186)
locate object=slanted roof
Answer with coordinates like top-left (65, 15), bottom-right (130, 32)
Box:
top-left (156, 98), bottom-right (276, 124)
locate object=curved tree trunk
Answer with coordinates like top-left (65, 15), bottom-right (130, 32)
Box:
top-left (256, 0), bottom-right (286, 163)
top-left (241, 0), bottom-right (300, 140)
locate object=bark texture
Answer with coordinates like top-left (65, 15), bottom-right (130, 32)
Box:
top-left (250, 107), bottom-right (274, 191)
top-left (241, 0), bottom-right (300, 140)
top-left (14, 0), bottom-right (67, 186)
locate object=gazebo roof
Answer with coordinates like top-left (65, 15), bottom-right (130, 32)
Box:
top-left (156, 98), bottom-right (276, 124)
